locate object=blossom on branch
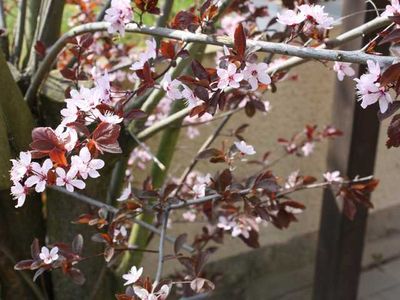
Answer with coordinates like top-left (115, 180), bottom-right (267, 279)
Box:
top-left (333, 62), bottom-right (355, 81)
top-left (234, 140), bottom-right (256, 155)
top-left (39, 246), bottom-right (59, 265)
top-left (382, 0), bottom-right (400, 17)
top-left (217, 63), bottom-right (243, 89)
top-left (104, 0), bottom-right (133, 36)
top-left (122, 266), bottom-right (143, 286)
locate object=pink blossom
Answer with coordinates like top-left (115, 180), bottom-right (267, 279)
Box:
top-left (382, 0), bottom-right (400, 17)
top-left (104, 0), bottom-right (133, 36)
top-left (243, 63), bottom-right (271, 91)
top-left (181, 85), bottom-right (200, 108)
top-left (130, 39), bottom-right (157, 71)
top-left (71, 147), bottom-right (105, 180)
top-left (333, 62), bottom-right (355, 81)
top-left (299, 4), bottom-right (334, 30)
top-left (182, 210), bottom-right (196, 222)
top-left (25, 159), bottom-right (53, 193)
top-left (219, 13), bottom-right (246, 35)
top-left (192, 183), bottom-right (206, 198)
top-left (10, 181), bottom-right (29, 208)
top-left (54, 126), bottom-right (78, 152)
top-left (39, 246), bottom-right (59, 264)
top-left (355, 60), bottom-right (392, 113)
top-left (60, 104), bottom-right (79, 125)
top-left (234, 140), bottom-right (256, 155)
top-left (95, 71), bottom-right (112, 103)
top-left (277, 10), bottom-right (305, 26)
top-left (10, 151), bottom-right (32, 182)
top-left (161, 73), bottom-right (182, 100)
top-left (56, 167), bottom-right (86, 192)
top-left (217, 63), bottom-right (244, 89)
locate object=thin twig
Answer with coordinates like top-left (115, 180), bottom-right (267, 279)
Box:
top-left (48, 186), bottom-right (195, 253)
top-left (25, 16), bottom-right (393, 104)
top-left (174, 114), bottom-right (233, 196)
top-left (154, 207), bottom-right (170, 285)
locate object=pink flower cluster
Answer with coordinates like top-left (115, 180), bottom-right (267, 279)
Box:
top-left (355, 60), bottom-right (392, 113)
top-left (382, 0), bottom-right (400, 17)
top-left (277, 4), bottom-right (334, 35)
top-left (9, 72), bottom-right (119, 208)
top-left (105, 0), bottom-right (133, 36)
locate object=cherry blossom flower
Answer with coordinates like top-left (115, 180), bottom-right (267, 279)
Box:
top-left (95, 71), bottom-right (112, 103)
top-left (217, 215), bottom-right (236, 231)
top-left (284, 205), bottom-right (304, 214)
top-left (54, 126), bottom-right (78, 152)
top-left (25, 159), bottom-right (53, 193)
top-left (182, 85), bottom-right (200, 108)
top-left (243, 63), bottom-right (271, 90)
top-left (285, 170), bottom-right (300, 189)
top-left (301, 142), bottom-right (314, 156)
top-left (333, 62), bottom-right (355, 81)
top-left (217, 216), bottom-right (252, 239)
top-left (323, 170), bottom-right (343, 183)
top-left (56, 167), bottom-right (85, 192)
top-left (134, 284), bottom-right (170, 300)
top-left (217, 63), bottom-right (244, 89)
top-left (10, 151), bottom-right (32, 182)
top-left (65, 87), bottom-right (101, 113)
top-left (192, 183), bottom-right (206, 198)
top-left (231, 221), bottom-right (251, 239)
top-left (10, 181), bottom-right (29, 208)
top-left (117, 182), bottom-right (132, 201)
top-left (130, 39), bottom-right (157, 71)
top-left (234, 140), bottom-right (256, 155)
top-left (382, 0), bottom-right (400, 17)
top-left (71, 147), bottom-right (105, 180)
top-left (104, 0), bottom-right (133, 36)
top-left (277, 10), bottom-right (305, 26)
top-left (299, 4), bottom-right (334, 30)
top-left (161, 73), bottom-right (182, 100)
top-left (113, 225), bottom-right (128, 243)
top-left (39, 246), bottom-right (59, 264)
top-left (122, 266), bottom-right (143, 286)
top-left (355, 60), bottom-right (392, 113)
top-left (60, 104), bottom-right (79, 125)
top-left (96, 110), bottom-right (124, 124)
top-left (182, 210), bottom-right (197, 222)
top-left (219, 13), bottom-right (246, 35)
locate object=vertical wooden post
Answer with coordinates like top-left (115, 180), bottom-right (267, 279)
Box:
top-left (312, 1), bottom-right (389, 300)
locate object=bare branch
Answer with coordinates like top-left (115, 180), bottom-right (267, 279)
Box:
top-left (49, 186), bottom-right (195, 253)
top-left (25, 16), bottom-right (393, 105)
top-left (154, 207), bottom-right (170, 285)
top-left (12, 0), bottom-right (27, 65)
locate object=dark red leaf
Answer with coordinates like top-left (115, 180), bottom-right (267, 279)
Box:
top-left (234, 23), bottom-right (246, 59)
top-left (91, 122), bottom-right (122, 154)
top-left (34, 41), bottom-right (46, 59)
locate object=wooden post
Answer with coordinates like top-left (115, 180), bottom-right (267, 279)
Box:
top-left (313, 1), bottom-right (389, 300)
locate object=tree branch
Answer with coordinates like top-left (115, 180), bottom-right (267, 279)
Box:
top-left (25, 16), bottom-right (393, 105)
top-left (154, 207), bottom-right (170, 285)
top-left (48, 186), bottom-right (194, 253)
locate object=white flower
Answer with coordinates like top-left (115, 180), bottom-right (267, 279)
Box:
top-left (231, 222), bottom-right (251, 239)
top-left (25, 159), bottom-right (53, 193)
top-left (382, 0), bottom-right (400, 17)
top-left (234, 140), bottom-right (256, 155)
top-left (161, 73), bottom-right (182, 100)
top-left (323, 170), bottom-right (343, 183)
top-left (301, 142), bottom-right (314, 157)
top-left (217, 63), bottom-right (244, 89)
top-left (104, 0), bottom-right (133, 36)
top-left (182, 210), bottom-right (196, 222)
top-left (117, 182), bottom-right (132, 201)
top-left (10, 181), bottom-right (28, 208)
top-left (71, 147), bottom-right (105, 180)
top-left (217, 215), bottom-right (235, 231)
top-left (333, 62), bottom-right (355, 81)
top-left (60, 104), bottom-right (79, 125)
top-left (277, 9), bottom-right (305, 26)
top-left (285, 170), bottom-right (300, 189)
top-left (96, 110), bottom-right (124, 124)
top-left (144, 38), bottom-right (157, 61)
top-left (134, 284), bottom-right (170, 300)
top-left (122, 266), bottom-right (143, 286)
top-left (54, 126), bottom-right (78, 152)
top-left (39, 246), bottom-right (59, 264)
top-left (192, 183), bottom-right (206, 198)
top-left (55, 167), bottom-right (86, 192)
top-left (243, 63), bottom-right (271, 91)
top-left (10, 151), bottom-right (32, 182)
